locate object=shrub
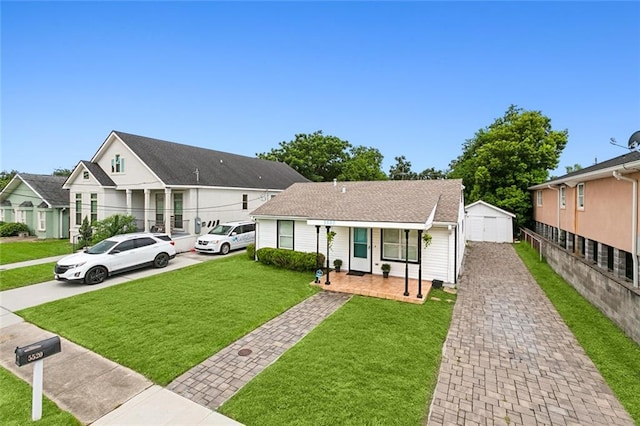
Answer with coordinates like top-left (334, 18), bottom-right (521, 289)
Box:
top-left (256, 248), bottom-right (325, 272)
top-left (91, 214), bottom-right (138, 243)
top-left (78, 216), bottom-right (93, 248)
top-left (246, 243), bottom-right (256, 260)
top-left (0, 222), bottom-right (31, 237)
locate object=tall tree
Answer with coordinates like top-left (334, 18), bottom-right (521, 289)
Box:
top-left (418, 167), bottom-right (448, 180)
top-left (53, 168), bottom-right (72, 176)
top-left (0, 170), bottom-right (18, 191)
top-left (388, 156), bottom-right (417, 180)
top-left (449, 105), bottom-right (568, 228)
top-left (339, 146), bottom-right (387, 181)
top-left (565, 163), bottom-right (583, 174)
top-left (257, 131), bottom-right (351, 182)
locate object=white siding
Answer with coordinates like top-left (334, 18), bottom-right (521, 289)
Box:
top-left (255, 220), bottom-right (459, 282)
top-left (466, 201), bottom-right (514, 243)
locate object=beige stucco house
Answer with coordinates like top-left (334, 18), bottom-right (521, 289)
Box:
top-left (529, 150), bottom-right (639, 287)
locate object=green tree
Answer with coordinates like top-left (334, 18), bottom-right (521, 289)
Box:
top-left (53, 168), bottom-right (72, 176)
top-left (257, 131), bottom-right (351, 182)
top-left (91, 214), bottom-right (137, 243)
top-left (0, 170), bottom-right (18, 191)
top-left (78, 216), bottom-right (93, 247)
top-left (449, 105), bottom-right (568, 228)
top-left (418, 167), bottom-right (448, 180)
top-left (339, 146), bottom-right (387, 181)
top-left (565, 163), bottom-right (583, 174)
top-left (388, 156), bottom-right (417, 180)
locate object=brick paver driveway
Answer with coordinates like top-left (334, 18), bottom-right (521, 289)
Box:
top-left (428, 242), bottom-right (633, 426)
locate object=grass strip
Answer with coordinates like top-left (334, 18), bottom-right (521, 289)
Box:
top-left (17, 255), bottom-right (319, 385)
top-left (514, 242), bottom-right (640, 423)
top-left (0, 240), bottom-right (72, 265)
top-left (0, 366), bottom-right (80, 426)
top-left (0, 262), bottom-right (56, 290)
top-left (220, 290), bottom-right (456, 425)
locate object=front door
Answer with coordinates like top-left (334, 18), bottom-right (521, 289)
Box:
top-left (350, 227), bottom-right (370, 272)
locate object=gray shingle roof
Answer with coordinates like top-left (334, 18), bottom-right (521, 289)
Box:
top-left (16, 173), bottom-right (69, 207)
top-left (555, 151), bottom-right (640, 181)
top-left (251, 179), bottom-right (463, 224)
top-left (114, 131), bottom-right (309, 189)
top-left (80, 161), bottom-right (116, 187)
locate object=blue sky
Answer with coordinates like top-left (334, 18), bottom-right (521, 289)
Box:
top-left (2, 1), bottom-right (639, 177)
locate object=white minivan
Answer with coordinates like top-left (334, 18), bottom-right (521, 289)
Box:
top-left (194, 221), bottom-right (256, 255)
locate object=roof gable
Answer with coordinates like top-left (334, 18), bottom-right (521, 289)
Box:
top-left (466, 200), bottom-right (516, 218)
top-left (1, 173), bottom-right (69, 207)
top-left (111, 131), bottom-right (309, 189)
top-left (251, 180), bottom-right (463, 224)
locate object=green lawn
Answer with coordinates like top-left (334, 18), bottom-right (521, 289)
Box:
top-left (0, 367), bottom-right (80, 426)
top-left (0, 262), bottom-right (56, 290)
top-left (0, 240), bottom-right (72, 265)
top-left (514, 242), bottom-right (640, 424)
top-left (220, 290), bottom-right (457, 426)
top-left (18, 256), bottom-right (319, 385)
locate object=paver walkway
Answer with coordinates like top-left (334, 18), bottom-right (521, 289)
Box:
top-left (428, 242), bottom-right (634, 426)
top-left (168, 291), bottom-right (351, 409)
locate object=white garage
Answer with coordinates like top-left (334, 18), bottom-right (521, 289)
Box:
top-left (465, 200), bottom-right (515, 243)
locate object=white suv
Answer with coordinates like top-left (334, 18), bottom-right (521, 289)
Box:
top-left (194, 221), bottom-right (255, 255)
top-left (54, 233), bottom-right (177, 285)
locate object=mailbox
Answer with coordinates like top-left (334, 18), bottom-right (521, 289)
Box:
top-left (15, 336), bottom-right (61, 367)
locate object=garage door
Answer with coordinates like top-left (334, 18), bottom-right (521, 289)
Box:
top-left (468, 216), bottom-right (510, 242)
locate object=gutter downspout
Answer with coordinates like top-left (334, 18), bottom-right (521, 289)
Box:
top-left (613, 171), bottom-right (638, 288)
top-left (547, 185), bottom-right (560, 242)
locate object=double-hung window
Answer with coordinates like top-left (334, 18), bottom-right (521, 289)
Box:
top-left (577, 183), bottom-right (585, 210)
top-left (37, 211), bottom-right (46, 231)
top-left (382, 229), bottom-right (418, 262)
top-left (75, 194), bottom-right (82, 225)
top-left (560, 186), bottom-right (566, 208)
top-left (278, 220), bottom-right (294, 250)
top-left (90, 193), bottom-right (98, 223)
top-left (242, 194), bottom-right (248, 210)
top-left (16, 209), bottom-right (26, 224)
top-left (536, 190), bottom-right (543, 206)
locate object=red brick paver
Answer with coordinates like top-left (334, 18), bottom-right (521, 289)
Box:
top-left (428, 242), bottom-right (634, 426)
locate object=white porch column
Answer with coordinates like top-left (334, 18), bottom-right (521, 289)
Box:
top-left (126, 189), bottom-right (132, 216)
top-left (144, 189), bottom-right (150, 232)
top-left (165, 188), bottom-right (172, 235)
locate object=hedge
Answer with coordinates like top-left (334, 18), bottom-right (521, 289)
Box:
top-left (255, 247), bottom-right (325, 272)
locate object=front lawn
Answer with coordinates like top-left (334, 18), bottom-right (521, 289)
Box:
top-left (17, 255), bottom-right (319, 385)
top-left (515, 242), bottom-right (640, 424)
top-left (220, 290), bottom-right (457, 425)
top-left (0, 262), bottom-right (56, 290)
top-left (0, 240), bottom-right (72, 265)
top-left (0, 366), bottom-right (80, 426)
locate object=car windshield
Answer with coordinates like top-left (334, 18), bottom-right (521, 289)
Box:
top-left (87, 239), bottom-right (119, 254)
top-left (208, 225), bottom-right (233, 235)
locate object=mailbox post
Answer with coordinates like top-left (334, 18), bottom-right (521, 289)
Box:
top-left (15, 336), bottom-right (61, 421)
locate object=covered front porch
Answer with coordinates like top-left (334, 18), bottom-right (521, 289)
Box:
top-left (311, 271), bottom-right (432, 304)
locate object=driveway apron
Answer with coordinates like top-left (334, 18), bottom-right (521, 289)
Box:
top-left (428, 242), bottom-right (634, 426)
top-left (167, 291), bottom-right (351, 409)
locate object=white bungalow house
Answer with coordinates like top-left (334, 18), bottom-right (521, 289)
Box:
top-left (63, 131), bottom-right (308, 251)
top-left (250, 179), bottom-right (466, 285)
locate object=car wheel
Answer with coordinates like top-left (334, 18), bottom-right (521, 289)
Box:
top-left (154, 253), bottom-right (170, 268)
top-left (84, 266), bottom-right (107, 285)
top-left (220, 243), bottom-right (230, 255)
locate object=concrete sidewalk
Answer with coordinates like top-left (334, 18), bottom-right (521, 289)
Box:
top-left (0, 251), bottom-right (244, 425)
top-left (0, 254), bottom-right (68, 270)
